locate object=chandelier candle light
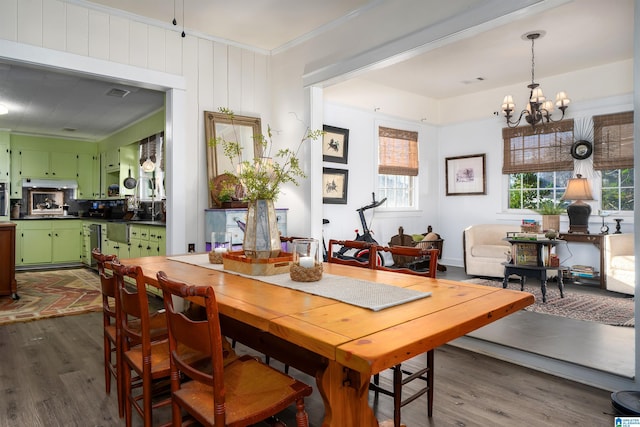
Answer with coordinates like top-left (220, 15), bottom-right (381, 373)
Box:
top-left (500, 32), bottom-right (570, 128)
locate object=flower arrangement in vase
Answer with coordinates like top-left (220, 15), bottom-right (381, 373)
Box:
top-left (210, 107), bottom-right (323, 258)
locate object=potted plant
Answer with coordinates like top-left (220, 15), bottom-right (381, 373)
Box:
top-left (211, 107), bottom-right (323, 258)
top-left (533, 200), bottom-right (566, 232)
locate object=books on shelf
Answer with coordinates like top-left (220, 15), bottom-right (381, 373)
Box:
top-left (512, 243), bottom-right (539, 266)
top-left (570, 264), bottom-right (597, 278)
top-left (507, 232), bottom-right (548, 241)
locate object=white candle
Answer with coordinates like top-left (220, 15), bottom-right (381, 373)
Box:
top-left (214, 247), bottom-right (227, 253)
top-left (299, 256), bottom-right (314, 268)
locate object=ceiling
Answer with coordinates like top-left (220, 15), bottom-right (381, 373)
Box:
top-left (0, 0), bottom-right (634, 141)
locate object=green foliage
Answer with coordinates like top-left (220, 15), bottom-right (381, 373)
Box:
top-left (211, 108), bottom-right (324, 202)
top-left (532, 200), bottom-right (566, 215)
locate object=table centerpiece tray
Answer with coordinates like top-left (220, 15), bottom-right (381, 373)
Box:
top-left (222, 250), bottom-right (292, 276)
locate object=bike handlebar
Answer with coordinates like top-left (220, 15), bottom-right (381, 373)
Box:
top-left (357, 193), bottom-right (387, 212)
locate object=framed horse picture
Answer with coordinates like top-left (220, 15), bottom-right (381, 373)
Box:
top-left (322, 168), bottom-right (348, 204)
top-left (322, 125), bottom-right (349, 164)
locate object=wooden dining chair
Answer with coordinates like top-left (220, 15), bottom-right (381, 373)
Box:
top-left (156, 270), bottom-right (313, 427)
top-left (111, 261), bottom-right (195, 427)
top-left (327, 239), bottom-right (376, 268)
top-left (372, 245), bottom-right (439, 277)
top-left (92, 248), bottom-right (123, 417)
top-left (368, 244), bottom-right (440, 427)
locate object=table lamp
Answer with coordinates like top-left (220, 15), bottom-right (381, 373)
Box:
top-left (560, 174), bottom-right (594, 233)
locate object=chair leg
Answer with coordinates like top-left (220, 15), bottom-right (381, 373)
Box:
top-left (103, 332), bottom-right (111, 395)
top-left (294, 398), bottom-right (309, 427)
top-left (393, 365), bottom-right (402, 427)
top-left (427, 349), bottom-right (434, 417)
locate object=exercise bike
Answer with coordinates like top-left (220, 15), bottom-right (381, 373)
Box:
top-left (334, 193), bottom-right (387, 265)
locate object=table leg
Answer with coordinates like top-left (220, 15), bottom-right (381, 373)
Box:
top-left (502, 272), bottom-right (509, 289)
top-left (318, 360), bottom-right (378, 427)
top-left (520, 276), bottom-right (525, 292)
top-left (540, 271), bottom-right (548, 303)
top-left (558, 272), bottom-right (565, 298)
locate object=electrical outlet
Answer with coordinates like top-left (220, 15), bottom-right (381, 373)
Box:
top-left (188, 243), bottom-right (195, 253)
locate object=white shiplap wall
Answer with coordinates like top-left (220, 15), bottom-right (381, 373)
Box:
top-left (0, 0), bottom-right (270, 254)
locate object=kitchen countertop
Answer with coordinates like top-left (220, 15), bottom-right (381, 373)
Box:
top-left (13, 216), bottom-right (166, 227)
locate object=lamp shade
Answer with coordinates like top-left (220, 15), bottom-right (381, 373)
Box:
top-left (560, 175), bottom-right (594, 201)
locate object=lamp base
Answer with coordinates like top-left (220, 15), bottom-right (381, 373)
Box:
top-left (566, 201), bottom-right (591, 234)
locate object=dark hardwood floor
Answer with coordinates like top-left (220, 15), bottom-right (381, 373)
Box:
top-left (0, 309), bottom-right (620, 426)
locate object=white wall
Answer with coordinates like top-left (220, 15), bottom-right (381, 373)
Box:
top-left (321, 103), bottom-right (439, 248)
top-left (0, 0), bottom-right (270, 254)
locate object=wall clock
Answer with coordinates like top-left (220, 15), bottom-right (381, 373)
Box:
top-left (571, 140), bottom-right (593, 160)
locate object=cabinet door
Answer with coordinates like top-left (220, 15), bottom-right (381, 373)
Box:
top-left (50, 152), bottom-right (77, 179)
top-left (0, 142), bottom-right (9, 180)
top-left (148, 227), bottom-right (165, 256)
top-left (10, 149), bottom-right (21, 198)
top-left (104, 149), bottom-right (120, 172)
top-left (77, 153), bottom-right (99, 199)
top-left (21, 150), bottom-right (50, 179)
top-left (52, 227), bottom-right (81, 263)
top-left (128, 238), bottom-right (144, 259)
top-left (22, 228), bottom-right (53, 264)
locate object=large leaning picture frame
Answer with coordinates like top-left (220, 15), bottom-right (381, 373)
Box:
top-left (322, 168), bottom-right (349, 204)
top-left (445, 153), bottom-right (486, 196)
top-left (322, 125), bottom-right (349, 164)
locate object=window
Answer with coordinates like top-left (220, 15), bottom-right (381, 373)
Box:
top-left (601, 168), bottom-right (634, 211)
top-left (593, 111), bottom-right (634, 212)
top-left (503, 121), bottom-right (574, 209)
top-left (504, 113), bottom-right (635, 213)
top-left (138, 132), bottom-right (165, 201)
top-left (508, 171), bottom-right (572, 209)
top-left (377, 126), bottom-right (418, 208)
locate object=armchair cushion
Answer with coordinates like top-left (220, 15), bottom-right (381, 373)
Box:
top-left (605, 234), bottom-right (635, 295)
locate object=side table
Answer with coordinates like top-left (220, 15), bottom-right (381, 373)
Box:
top-left (502, 262), bottom-right (569, 303)
top-left (503, 237), bottom-right (567, 303)
top-left (557, 233), bottom-right (606, 289)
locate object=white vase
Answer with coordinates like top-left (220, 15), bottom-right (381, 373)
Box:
top-left (243, 199), bottom-right (281, 259)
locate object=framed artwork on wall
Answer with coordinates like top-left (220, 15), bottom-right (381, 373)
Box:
top-left (322, 125), bottom-right (349, 164)
top-left (322, 167), bottom-right (349, 204)
top-left (445, 153), bottom-right (486, 196)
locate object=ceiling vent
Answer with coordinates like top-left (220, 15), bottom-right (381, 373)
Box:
top-left (106, 88), bottom-right (131, 98)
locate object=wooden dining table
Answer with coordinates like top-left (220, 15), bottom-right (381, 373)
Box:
top-left (121, 254), bottom-right (534, 427)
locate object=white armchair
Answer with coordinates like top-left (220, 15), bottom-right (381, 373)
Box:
top-left (463, 224), bottom-right (519, 278)
top-left (604, 234), bottom-right (635, 295)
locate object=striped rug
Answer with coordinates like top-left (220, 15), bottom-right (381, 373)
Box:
top-left (464, 278), bottom-right (635, 327)
top-left (0, 268), bottom-right (102, 326)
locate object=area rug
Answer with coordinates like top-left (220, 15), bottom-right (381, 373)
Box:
top-left (0, 269), bottom-right (101, 326)
top-left (464, 278), bottom-right (635, 327)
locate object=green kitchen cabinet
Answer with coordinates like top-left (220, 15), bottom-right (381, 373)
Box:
top-left (77, 153), bottom-right (100, 199)
top-left (51, 221), bottom-right (82, 263)
top-left (149, 227), bottom-right (166, 256)
top-left (16, 220), bottom-right (82, 266)
top-left (50, 152), bottom-right (77, 179)
top-left (10, 148), bottom-right (22, 198)
top-left (18, 220), bottom-right (53, 265)
top-left (13, 149), bottom-right (78, 180)
top-left (20, 149), bottom-right (50, 179)
top-left (0, 139), bottom-right (9, 180)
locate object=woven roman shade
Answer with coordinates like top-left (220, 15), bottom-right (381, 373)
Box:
top-left (502, 120), bottom-right (574, 174)
top-left (593, 111), bottom-right (634, 170)
top-left (378, 126), bottom-right (419, 176)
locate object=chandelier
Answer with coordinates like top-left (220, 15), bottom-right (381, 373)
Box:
top-left (500, 32), bottom-right (570, 128)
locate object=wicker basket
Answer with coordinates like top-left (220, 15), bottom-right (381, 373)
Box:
top-left (290, 262), bottom-right (323, 282)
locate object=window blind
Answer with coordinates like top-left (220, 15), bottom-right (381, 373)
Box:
top-left (593, 111), bottom-right (634, 170)
top-left (502, 120), bottom-right (574, 174)
top-left (378, 126), bottom-right (419, 176)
